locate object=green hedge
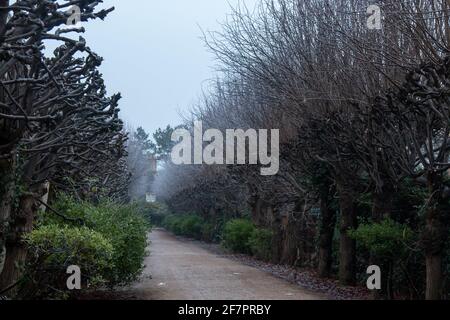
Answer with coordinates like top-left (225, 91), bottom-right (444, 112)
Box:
top-left (136, 201), bottom-right (170, 226)
top-left (25, 225), bottom-right (114, 297)
top-left (85, 202), bottom-right (149, 284)
top-left (201, 222), bottom-right (216, 243)
top-left (349, 218), bottom-right (414, 259)
top-left (163, 215), bottom-right (273, 260)
top-left (222, 219), bottom-right (255, 254)
top-left (222, 219), bottom-right (273, 259)
top-left (163, 214), bottom-right (229, 243)
top-left (163, 214), bottom-right (205, 240)
top-left (248, 228), bottom-right (273, 261)
top-left (25, 194), bottom-right (150, 297)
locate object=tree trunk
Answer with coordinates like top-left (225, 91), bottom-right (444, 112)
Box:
top-left (423, 172), bottom-right (447, 300)
top-left (317, 186), bottom-right (336, 278)
top-left (0, 241), bottom-right (28, 294)
top-left (0, 194), bottom-right (36, 294)
top-left (0, 1), bottom-right (9, 39)
top-left (0, 148), bottom-right (47, 295)
top-left (337, 180), bottom-right (357, 285)
top-left (425, 255), bottom-right (442, 300)
top-left (0, 154), bottom-right (15, 279)
top-left (250, 196), bottom-right (263, 226)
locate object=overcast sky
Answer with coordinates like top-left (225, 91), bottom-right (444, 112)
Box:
top-left (71, 0), bottom-right (258, 135)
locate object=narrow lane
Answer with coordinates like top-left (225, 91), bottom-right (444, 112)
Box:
top-left (131, 229), bottom-right (324, 300)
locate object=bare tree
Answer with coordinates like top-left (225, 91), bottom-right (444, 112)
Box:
top-left (0, 0), bottom-right (124, 293)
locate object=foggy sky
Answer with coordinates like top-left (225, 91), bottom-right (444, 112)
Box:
top-left (72, 0), bottom-right (258, 136)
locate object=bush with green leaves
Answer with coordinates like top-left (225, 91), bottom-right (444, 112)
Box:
top-left (163, 214), bottom-right (229, 243)
top-left (162, 215), bottom-right (183, 234)
top-left (163, 215), bottom-right (272, 260)
top-left (248, 228), bottom-right (273, 261)
top-left (180, 215), bottom-right (204, 239)
top-left (32, 195), bottom-right (150, 287)
top-left (136, 201), bottom-right (170, 226)
top-left (349, 219), bottom-right (414, 259)
top-left (25, 225), bottom-right (114, 298)
top-left (201, 222), bottom-right (216, 243)
top-left (87, 202), bottom-right (149, 284)
top-left (222, 219), bottom-right (255, 254)
top-left (162, 214), bottom-right (206, 239)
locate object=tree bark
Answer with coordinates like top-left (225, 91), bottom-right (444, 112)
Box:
top-left (425, 255), bottom-right (442, 300)
top-left (337, 179), bottom-right (357, 285)
top-left (317, 185), bottom-right (336, 278)
top-left (0, 194), bottom-right (36, 294)
top-left (423, 172), bottom-right (447, 300)
top-left (249, 195), bottom-right (263, 226)
top-left (0, 154), bottom-right (42, 294)
top-left (0, 153), bottom-right (15, 279)
top-left (0, 1), bottom-right (9, 39)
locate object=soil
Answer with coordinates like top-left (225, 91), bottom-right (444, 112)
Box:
top-left (84, 229), bottom-right (370, 300)
top-left (129, 229), bottom-right (329, 300)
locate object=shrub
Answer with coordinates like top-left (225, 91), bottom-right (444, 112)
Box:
top-left (163, 215), bottom-right (272, 259)
top-left (25, 225), bottom-right (114, 298)
top-left (87, 202), bottom-right (149, 284)
top-left (248, 228), bottom-right (273, 261)
top-left (163, 214), bottom-right (228, 243)
top-left (35, 195), bottom-right (149, 286)
top-left (222, 219), bottom-right (255, 254)
top-left (137, 201), bottom-right (170, 226)
top-left (349, 218), bottom-right (414, 259)
top-left (163, 214), bottom-right (206, 239)
top-left (180, 215), bottom-right (204, 239)
top-left (162, 215), bottom-right (183, 234)
top-left (201, 222), bottom-right (216, 242)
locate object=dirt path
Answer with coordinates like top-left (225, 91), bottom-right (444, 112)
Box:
top-left (130, 229), bottom-right (324, 300)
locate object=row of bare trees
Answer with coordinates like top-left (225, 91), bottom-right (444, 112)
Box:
top-left (155, 0), bottom-right (450, 299)
top-left (0, 1), bottom-right (128, 295)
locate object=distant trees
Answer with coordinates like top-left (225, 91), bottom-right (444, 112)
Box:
top-left (127, 127), bottom-right (154, 201)
top-left (155, 0), bottom-right (450, 299)
top-left (150, 125), bottom-right (178, 161)
top-left (127, 125), bottom-right (177, 201)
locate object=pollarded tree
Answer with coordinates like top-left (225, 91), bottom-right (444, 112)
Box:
top-left (375, 57), bottom-right (450, 300)
top-left (0, 0), bottom-right (122, 293)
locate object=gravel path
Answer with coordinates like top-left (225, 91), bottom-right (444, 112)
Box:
top-left (130, 229), bottom-right (325, 300)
